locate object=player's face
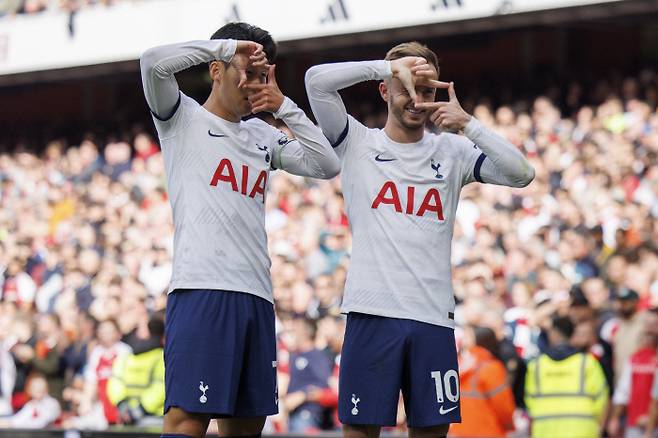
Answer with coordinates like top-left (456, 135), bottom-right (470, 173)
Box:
top-left (214, 57), bottom-right (268, 117)
top-left (385, 66), bottom-right (438, 131)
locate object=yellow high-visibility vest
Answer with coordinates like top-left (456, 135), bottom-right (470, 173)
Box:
top-left (107, 347), bottom-right (165, 416)
top-left (525, 352), bottom-right (608, 438)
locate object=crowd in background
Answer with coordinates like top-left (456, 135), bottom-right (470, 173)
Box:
top-left (0, 0), bottom-right (129, 17)
top-left (0, 68), bottom-right (657, 437)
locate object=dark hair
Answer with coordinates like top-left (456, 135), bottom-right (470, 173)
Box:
top-left (148, 312), bottom-right (166, 339)
top-left (551, 315), bottom-right (575, 339)
top-left (570, 286), bottom-right (590, 307)
top-left (473, 326), bottom-right (500, 359)
top-left (211, 22), bottom-right (277, 63)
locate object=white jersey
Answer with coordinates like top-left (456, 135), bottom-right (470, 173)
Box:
top-left (337, 116), bottom-right (483, 327)
top-left (305, 60), bottom-right (534, 328)
top-left (142, 39), bottom-right (339, 301)
top-left (153, 96), bottom-right (285, 300)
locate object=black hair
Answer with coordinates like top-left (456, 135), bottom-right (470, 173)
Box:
top-left (148, 312), bottom-right (166, 339)
top-left (211, 22), bottom-right (277, 63)
top-left (473, 326), bottom-right (501, 359)
top-left (570, 286), bottom-right (590, 307)
top-left (551, 315), bottom-right (575, 339)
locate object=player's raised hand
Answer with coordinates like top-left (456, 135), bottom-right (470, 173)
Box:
top-left (390, 56), bottom-right (430, 103)
top-left (415, 81), bottom-right (471, 133)
top-left (232, 41), bottom-right (268, 88)
top-left (244, 64), bottom-right (285, 114)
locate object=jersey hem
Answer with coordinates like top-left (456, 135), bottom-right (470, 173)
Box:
top-left (341, 304), bottom-right (456, 329)
top-left (167, 282), bottom-right (273, 304)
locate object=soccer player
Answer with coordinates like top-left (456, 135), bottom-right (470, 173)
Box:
top-left (140, 23), bottom-right (340, 438)
top-left (305, 43), bottom-right (535, 438)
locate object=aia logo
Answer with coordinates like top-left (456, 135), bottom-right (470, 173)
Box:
top-left (371, 181), bottom-right (444, 221)
top-left (209, 158), bottom-right (268, 203)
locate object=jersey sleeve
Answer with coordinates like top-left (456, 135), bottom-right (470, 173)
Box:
top-left (332, 115), bottom-right (369, 162)
top-left (151, 92), bottom-right (199, 140)
top-left (140, 39), bottom-right (236, 138)
top-left (454, 134), bottom-right (486, 187)
top-left (305, 61), bottom-right (390, 159)
top-left (268, 97), bottom-right (340, 179)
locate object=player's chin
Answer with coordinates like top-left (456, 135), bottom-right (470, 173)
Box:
top-left (402, 113), bottom-right (427, 128)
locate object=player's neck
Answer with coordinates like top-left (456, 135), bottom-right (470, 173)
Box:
top-left (203, 93), bottom-right (241, 123)
top-left (384, 117), bottom-right (424, 143)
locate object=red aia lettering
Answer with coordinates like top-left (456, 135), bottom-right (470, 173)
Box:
top-left (371, 181), bottom-right (444, 221)
top-left (209, 159), bottom-right (268, 203)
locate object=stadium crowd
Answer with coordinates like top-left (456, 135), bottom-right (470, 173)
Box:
top-left (0, 0), bottom-right (131, 17)
top-left (0, 68), bottom-right (657, 437)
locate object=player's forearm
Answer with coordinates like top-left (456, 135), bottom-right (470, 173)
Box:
top-left (464, 117), bottom-right (535, 187)
top-left (140, 39), bottom-right (237, 119)
top-left (273, 97), bottom-right (340, 179)
top-left (305, 61), bottom-right (391, 145)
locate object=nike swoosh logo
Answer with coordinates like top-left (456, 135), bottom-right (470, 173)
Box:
top-left (375, 153), bottom-right (396, 162)
top-left (208, 129), bottom-right (228, 138)
top-left (439, 405), bottom-right (458, 415)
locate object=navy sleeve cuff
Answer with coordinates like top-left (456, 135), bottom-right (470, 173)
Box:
top-left (331, 119), bottom-right (349, 148)
top-left (474, 152), bottom-right (487, 183)
top-left (150, 92), bottom-right (181, 122)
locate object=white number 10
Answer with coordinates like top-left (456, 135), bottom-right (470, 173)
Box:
top-left (431, 370), bottom-right (460, 403)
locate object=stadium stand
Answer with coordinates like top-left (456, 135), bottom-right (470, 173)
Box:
top-left (1, 0), bottom-right (658, 436)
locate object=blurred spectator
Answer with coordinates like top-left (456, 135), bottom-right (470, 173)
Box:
top-left (62, 318), bottom-right (131, 429)
top-left (31, 313), bottom-right (65, 403)
top-left (106, 314), bottom-right (164, 426)
top-left (525, 315), bottom-right (608, 438)
top-left (0, 327), bottom-right (16, 416)
top-left (0, 66), bottom-right (656, 433)
top-left (613, 288), bottom-right (649, 382)
top-left (645, 366), bottom-right (658, 438)
top-left (608, 308), bottom-right (658, 438)
top-left (450, 326), bottom-right (515, 438)
top-left (283, 318), bottom-right (334, 433)
top-left (0, 373), bottom-right (60, 428)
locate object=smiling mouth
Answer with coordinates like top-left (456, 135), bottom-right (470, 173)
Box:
top-left (405, 107), bottom-right (424, 115)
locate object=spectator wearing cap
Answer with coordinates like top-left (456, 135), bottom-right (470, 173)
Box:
top-left (608, 308), bottom-right (658, 438)
top-left (525, 315), bottom-right (608, 438)
top-left (614, 287), bottom-right (649, 383)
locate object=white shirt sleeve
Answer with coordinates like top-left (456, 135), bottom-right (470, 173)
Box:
top-left (612, 359), bottom-right (632, 405)
top-left (462, 117), bottom-right (535, 187)
top-left (305, 60), bottom-right (391, 147)
top-left (140, 39), bottom-right (237, 121)
top-left (269, 97), bottom-right (340, 179)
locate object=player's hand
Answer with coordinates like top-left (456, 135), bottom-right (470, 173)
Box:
top-left (244, 65), bottom-right (285, 113)
top-left (415, 81), bottom-right (472, 133)
top-left (232, 41), bottom-right (268, 88)
top-left (390, 56), bottom-right (430, 103)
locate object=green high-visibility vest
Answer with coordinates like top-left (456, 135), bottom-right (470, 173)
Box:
top-left (107, 347), bottom-right (165, 416)
top-left (525, 352), bottom-right (608, 438)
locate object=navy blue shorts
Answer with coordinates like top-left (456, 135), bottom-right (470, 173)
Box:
top-left (339, 313), bottom-right (460, 428)
top-left (164, 289), bottom-right (278, 418)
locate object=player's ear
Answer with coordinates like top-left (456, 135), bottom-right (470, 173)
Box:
top-left (379, 81), bottom-right (389, 103)
top-left (208, 61), bottom-right (224, 83)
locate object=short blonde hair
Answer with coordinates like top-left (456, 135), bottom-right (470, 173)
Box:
top-left (385, 42), bottom-right (439, 75)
